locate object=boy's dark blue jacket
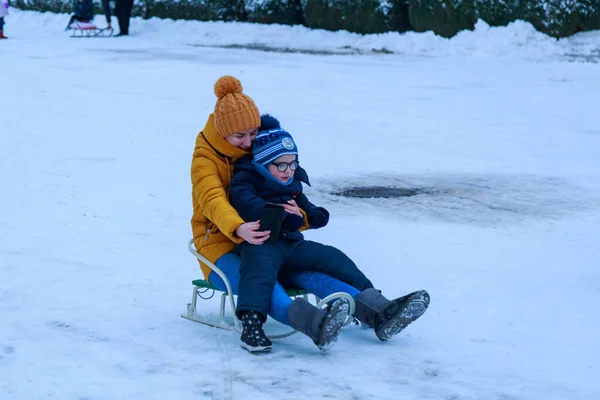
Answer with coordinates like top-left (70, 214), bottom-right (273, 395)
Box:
top-left (229, 155), bottom-right (330, 241)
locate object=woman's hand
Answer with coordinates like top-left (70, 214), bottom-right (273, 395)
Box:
top-left (235, 221), bottom-right (270, 245)
top-left (281, 199), bottom-right (302, 217)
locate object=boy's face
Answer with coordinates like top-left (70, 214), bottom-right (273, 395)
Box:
top-left (267, 154), bottom-right (298, 183)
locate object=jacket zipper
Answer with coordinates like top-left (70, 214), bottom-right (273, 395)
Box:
top-left (204, 223), bottom-right (211, 241)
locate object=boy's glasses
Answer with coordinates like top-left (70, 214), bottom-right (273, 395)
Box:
top-left (272, 160), bottom-right (299, 172)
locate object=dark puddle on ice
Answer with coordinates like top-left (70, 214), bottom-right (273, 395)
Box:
top-left (333, 186), bottom-right (430, 198)
top-left (187, 43), bottom-right (394, 56)
top-left (318, 174), bottom-right (598, 225)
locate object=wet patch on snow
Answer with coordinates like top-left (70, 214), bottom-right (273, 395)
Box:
top-left (332, 186), bottom-right (427, 198)
top-left (187, 43), bottom-right (393, 56)
top-left (314, 173), bottom-right (599, 225)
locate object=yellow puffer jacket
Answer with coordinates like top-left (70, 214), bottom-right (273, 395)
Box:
top-left (191, 114), bottom-right (310, 281)
top-left (191, 114), bottom-right (248, 279)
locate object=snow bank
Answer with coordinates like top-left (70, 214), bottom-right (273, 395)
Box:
top-left (7, 9), bottom-right (600, 61)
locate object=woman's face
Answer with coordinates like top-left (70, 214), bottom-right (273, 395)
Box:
top-left (225, 127), bottom-right (259, 151)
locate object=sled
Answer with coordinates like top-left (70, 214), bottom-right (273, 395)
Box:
top-left (182, 239), bottom-right (356, 339)
top-left (68, 22), bottom-right (113, 37)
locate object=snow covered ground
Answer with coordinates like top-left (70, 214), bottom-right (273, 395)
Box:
top-left (1, 9), bottom-right (600, 400)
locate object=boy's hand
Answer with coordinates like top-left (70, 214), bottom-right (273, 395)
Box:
top-left (235, 221), bottom-right (270, 245)
top-left (282, 200), bottom-right (302, 217)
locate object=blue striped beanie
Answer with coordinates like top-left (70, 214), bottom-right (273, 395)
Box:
top-left (252, 127), bottom-right (298, 166)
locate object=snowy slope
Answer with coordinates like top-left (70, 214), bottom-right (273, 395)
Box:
top-left (1, 10), bottom-right (600, 400)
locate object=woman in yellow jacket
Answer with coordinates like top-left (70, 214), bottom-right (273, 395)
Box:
top-left (191, 75), bottom-right (269, 274)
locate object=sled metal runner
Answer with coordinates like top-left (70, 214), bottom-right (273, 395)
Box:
top-left (182, 239), bottom-right (356, 339)
top-left (69, 22), bottom-right (114, 38)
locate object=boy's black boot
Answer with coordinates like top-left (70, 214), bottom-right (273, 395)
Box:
top-left (239, 311), bottom-right (272, 353)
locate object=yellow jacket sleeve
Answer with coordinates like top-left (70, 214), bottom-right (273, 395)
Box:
top-left (191, 156), bottom-right (245, 243)
top-left (298, 208), bottom-right (310, 231)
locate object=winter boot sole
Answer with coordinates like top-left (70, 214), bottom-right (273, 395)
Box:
top-left (376, 290), bottom-right (430, 342)
top-left (317, 299), bottom-right (350, 352)
top-left (240, 340), bottom-right (272, 353)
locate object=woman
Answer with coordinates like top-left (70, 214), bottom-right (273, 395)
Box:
top-left (191, 75), bottom-right (429, 353)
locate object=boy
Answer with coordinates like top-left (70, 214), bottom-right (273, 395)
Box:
top-left (229, 115), bottom-right (430, 352)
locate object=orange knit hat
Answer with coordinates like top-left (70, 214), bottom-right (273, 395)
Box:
top-left (213, 76), bottom-right (260, 138)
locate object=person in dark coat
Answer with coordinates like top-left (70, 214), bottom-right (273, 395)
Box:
top-left (229, 115), bottom-right (430, 353)
top-left (101, 0), bottom-right (133, 35)
top-left (114, 0), bottom-right (134, 36)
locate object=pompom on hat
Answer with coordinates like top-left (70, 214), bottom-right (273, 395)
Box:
top-left (213, 76), bottom-right (260, 138)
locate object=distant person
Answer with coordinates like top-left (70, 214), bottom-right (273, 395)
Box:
top-left (0, 0), bottom-right (9, 39)
top-left (114, 0), bottom-right (134, 36)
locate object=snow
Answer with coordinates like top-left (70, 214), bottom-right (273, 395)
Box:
top-left (4, 8), bottom-right (600, 61)
top-left (2, 9), bottom-right (600, 400)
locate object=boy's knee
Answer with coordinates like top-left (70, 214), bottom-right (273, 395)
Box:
top-left (320, 244), bottom-right (352, 264)
top-left (239, 251), bottom-right (281, 285)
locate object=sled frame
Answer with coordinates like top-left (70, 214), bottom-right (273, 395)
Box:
top-left (70, 23), bottom-right (114, 38)
top-left (182, 239), bottom-right (355, 339)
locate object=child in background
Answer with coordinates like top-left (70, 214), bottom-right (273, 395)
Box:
top-left (65, 0), bottom-right (94, 30)
top-left (0, 0), bottom-right (9, 39)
